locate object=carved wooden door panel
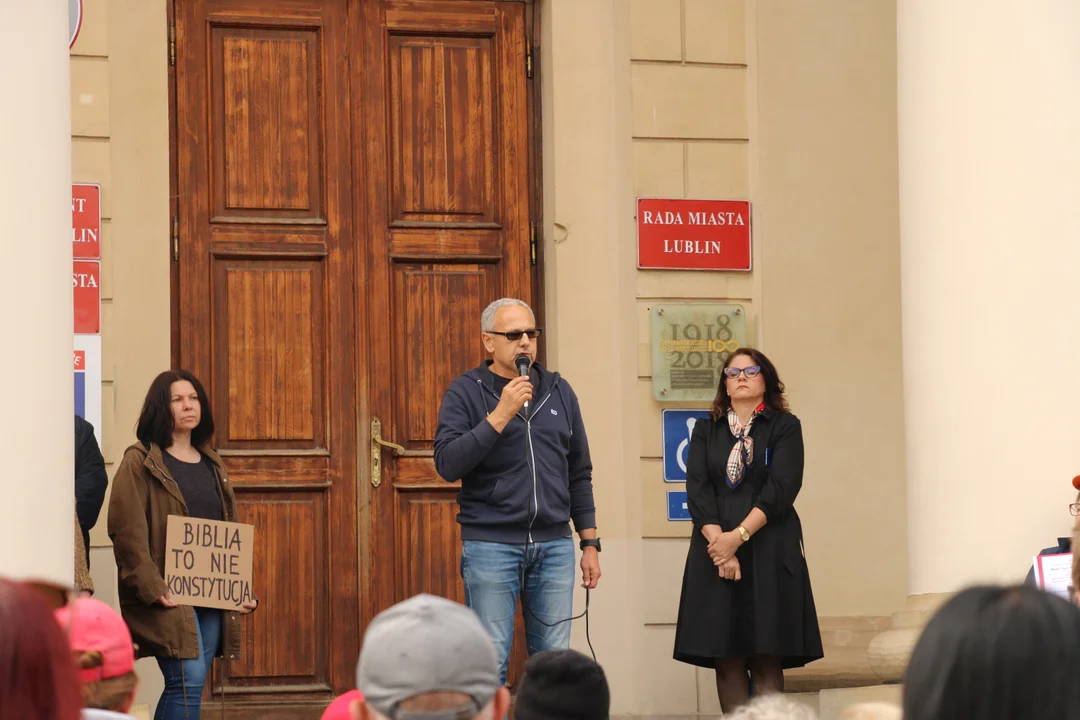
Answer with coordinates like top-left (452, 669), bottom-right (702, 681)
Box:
top-left (175, 0), bottom-right (536, 713)
top-left (355, 0), bottom-right (535, 682)
top-left (175, 0), bottom-right (359, 716)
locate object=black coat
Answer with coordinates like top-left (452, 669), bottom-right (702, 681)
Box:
top-left (75, 414), bottom-right (108, 566)
top-left (673, 409), bottom-right (823, 669)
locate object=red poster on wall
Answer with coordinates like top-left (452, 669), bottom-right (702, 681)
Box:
top-left (72, 184), bottom-right (101, 259)
top-left (637, 198), bottom-right (752, 271)
top-left (74, 260), bottom-right (101, 334)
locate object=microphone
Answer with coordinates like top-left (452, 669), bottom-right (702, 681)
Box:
top-left (515, 354), bottom-right (531, 410)
top-left (1072, 475), bottom-right (1080, 491)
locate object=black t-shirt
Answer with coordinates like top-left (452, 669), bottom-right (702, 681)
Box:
top-left (488, 367), bottom-right (538, 417)
top-left (488, 366), bottom-right (536, 394)
top-left (162, 451), bottom-right (224, 522)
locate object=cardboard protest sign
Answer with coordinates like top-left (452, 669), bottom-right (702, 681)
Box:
top-left (165, 516), bottom-right (255, 610)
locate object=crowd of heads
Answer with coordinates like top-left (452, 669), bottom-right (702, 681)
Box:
top-left (0, 578), bottom-right (139, 720)
top-left (329, 593), bottom-right (610, 720)
top-left (319, 580), bottom-right (1080, 720)
top-left (5, 573), bottom-right (1080, 719)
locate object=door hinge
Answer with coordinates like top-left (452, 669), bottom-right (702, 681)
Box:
top-left (172, 216), bottom-right (179, 261)
top-left (529, 225), bottom-right (537, 266)
top-left (526, 47), bottom-right (533, 79)
top-left (169, 22), bottom-right (176, 67)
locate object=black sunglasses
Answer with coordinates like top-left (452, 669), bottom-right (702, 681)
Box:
top-left (487, 328), bottom-right (543, 342)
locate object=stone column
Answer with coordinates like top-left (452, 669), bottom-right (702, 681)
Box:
top-left (871, 0), bottom-right (1080, 680)
top-left (541, 0), bottom-right (641, 713)
top-left (0, 4), bottom-right (74, 590)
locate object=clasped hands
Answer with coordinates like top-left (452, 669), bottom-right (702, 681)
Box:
top-left (706, 529), bottom-right (744, 581)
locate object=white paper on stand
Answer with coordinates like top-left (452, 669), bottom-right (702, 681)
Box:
top-left (1032, 552), bottom-right (1073, 599)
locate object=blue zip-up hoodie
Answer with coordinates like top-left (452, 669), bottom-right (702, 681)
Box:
top-left (433, 361), bottom-right (597, 544)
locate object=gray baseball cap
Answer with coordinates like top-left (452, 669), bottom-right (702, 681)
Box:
top-left (356, 594), bottom-right (500, 720)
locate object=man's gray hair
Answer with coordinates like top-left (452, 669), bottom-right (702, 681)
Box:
top-left (481, 298), bottom-right (534, 333)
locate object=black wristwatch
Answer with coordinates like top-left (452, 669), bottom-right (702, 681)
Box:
top-left (580, 538), bottom-right (601, 552)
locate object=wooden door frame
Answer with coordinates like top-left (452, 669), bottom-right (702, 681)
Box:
top-left (526, 0), bottom-right (546, 367)
top-left (166, 0), bottom-right (547, 687)
top-left (168, 0), bottom-right (180, 368)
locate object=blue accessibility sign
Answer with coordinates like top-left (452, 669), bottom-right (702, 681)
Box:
top-left (662, 409), bottom-right (711, 482)
top-left (667, 491), bottom-right (692, 521)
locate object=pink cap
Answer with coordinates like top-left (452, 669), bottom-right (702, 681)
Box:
top-left (54, 597), bottom-right (136, 684)
top-left (322, 690), bottom-right (365, 720)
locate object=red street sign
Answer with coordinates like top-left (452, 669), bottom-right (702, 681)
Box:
top-left (74, 351), bottom-right (86, 371)
top-left (73, 184), bottom-right (101, 259)
top-left (637, 198), bottom-right (751, 271)
top-left (74, 260), bottom-right (101, 334)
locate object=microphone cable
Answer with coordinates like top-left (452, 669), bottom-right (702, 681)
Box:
top-left (520, 536), bottom-right (595, 662)
top-left (519, 400), bottom-right (596, 663)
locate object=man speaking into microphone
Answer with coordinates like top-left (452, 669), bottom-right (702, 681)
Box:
top-left (434, 297), bottom-right (601, 684)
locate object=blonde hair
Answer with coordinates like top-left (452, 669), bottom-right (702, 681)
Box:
top-left (839, 702), bottom-right (902, 720)
top-left (76, 650), bottom-right (138, 712)
top-left (74, 512), bottom-right (94, 595)
top-left (727, 694), bottom-right (818, 720)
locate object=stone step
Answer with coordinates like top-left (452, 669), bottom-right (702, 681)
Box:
top-left (609, 685), bottom-right (901, 720)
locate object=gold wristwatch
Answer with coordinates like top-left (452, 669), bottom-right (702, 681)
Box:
top-left (737, 525), bottom-right (750, 542)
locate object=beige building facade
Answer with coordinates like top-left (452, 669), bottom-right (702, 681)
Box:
top-left (4, 0), bottom-right (1079, 717)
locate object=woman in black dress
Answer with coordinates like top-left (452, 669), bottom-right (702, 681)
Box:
top-left (673, 348), bottom-right (822, 712)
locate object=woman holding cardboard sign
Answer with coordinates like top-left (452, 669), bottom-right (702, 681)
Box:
top-left (108, 370), bottom-right (258, 720)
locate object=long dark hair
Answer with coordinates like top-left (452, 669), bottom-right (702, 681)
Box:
top-left (904, 584), bottom-right (1080, 720)
top-left (710, 347), bottom-right (789, 420)
top-left (136, 369), bottom-right (215, 449)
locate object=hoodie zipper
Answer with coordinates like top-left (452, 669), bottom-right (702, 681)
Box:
top-left (479, 377), bottom-right (559, 543)
top-left (524, 390), bottom-right (557, 542)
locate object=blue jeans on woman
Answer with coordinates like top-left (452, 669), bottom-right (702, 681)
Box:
top-left (461, 537), bottom-right (576, 685)
top-left (155, 607), bottom-right (222, 720)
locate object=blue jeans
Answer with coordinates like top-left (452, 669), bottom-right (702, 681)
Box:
top-left (155, 607), bottom-right (222, 720)
top-left (461, 538), bottom-right (575, 685)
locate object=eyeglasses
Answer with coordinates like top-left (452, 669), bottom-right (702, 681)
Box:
top-left (724, 365), bottom-right (762, 380)
top-left (1070, 503), bottom-right (1080, 516)
top-left (487, 328), bottom-right (543, 342)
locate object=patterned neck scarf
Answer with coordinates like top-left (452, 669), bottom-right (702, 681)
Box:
top-left (725, 404), bottom-right (764, 488)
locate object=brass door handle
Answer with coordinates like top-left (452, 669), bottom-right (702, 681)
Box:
top-left (371, 417), bottom-right (405, 488)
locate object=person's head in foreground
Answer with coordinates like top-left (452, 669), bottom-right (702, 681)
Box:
top-left (352, 593), bottom-right (509, 720)
top-left (0, 578), bottom-right (83, 720)
top-left (323, 690), bottom-right (365, 720)
top-left (904, 584), bottom-right (1080, 720)
top-left (725, 693), bottom-right (818, 719)
top-left (838, 702), bottom-right (902, 720)
top-left (513, 649), bottom-right (609, 720)
top-left (54, 596), bottom-right (139, 718)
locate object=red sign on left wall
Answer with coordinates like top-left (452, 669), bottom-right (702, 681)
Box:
top-left (74, 260), bottom-right (101, 334)
top-left (73, 184), bottom-right (101, 259)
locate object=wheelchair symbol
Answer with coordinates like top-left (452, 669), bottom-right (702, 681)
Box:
top-left (676, 417), bottom-right (698, 473)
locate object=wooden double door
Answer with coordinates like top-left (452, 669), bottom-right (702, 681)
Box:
top-left (172, 0), bottom-right (537, 715)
